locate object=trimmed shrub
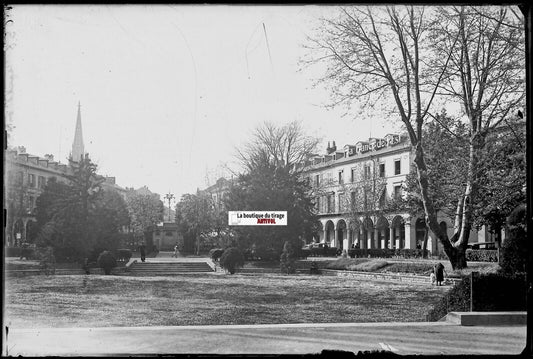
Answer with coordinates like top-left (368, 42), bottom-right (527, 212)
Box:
top-left (500, 204), bottom-right (527, 274)
top-left (97, 250), bottom-right (117, 275)
top-left (116, 249), bottom-right (132, 263)
top-left (309, 261), bottom-right (321, 275)
top-left (466, 249), bottom-right (498, 262)
top-left (280, 241), bottom-right (296, 274)
top-left (347, 248), bottom-right (430, 259)
top-left (209, 248), bottom-right (225, 262)
top-left (220, 247), bottom-right (245, 274)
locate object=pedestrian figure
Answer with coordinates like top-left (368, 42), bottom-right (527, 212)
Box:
top-left (83, 257), bottom-right (90, 275)
top-left (435, 262), bottom-right (445, 286)
top-left (140, 245), bottom-right (146, 263)
top-left (430, 268), bottom-right (436, 285)
top-left (173, 244), bottom-right (179, 258)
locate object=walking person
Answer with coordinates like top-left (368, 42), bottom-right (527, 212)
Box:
top-left (173, 244), bottom-right (179, 258)
top-left (140, 244), bottom-right (146, 263)
top-left (435, 262), bottom-right (445, 286)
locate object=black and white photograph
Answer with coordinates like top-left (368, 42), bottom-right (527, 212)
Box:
top-left (3, 4), bottom-right (529, 356)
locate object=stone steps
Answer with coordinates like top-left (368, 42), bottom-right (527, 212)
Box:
top-left (127, 261), bottom-right (214, 275)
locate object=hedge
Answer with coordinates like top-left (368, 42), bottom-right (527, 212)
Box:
top-left (347, 248), bottom-right (430, 259)
top-left (426, 272), bottom-right (527, 321)
top-left (465, 249), bottom-right (499, 262)
top-left (306, 247), bottom-right (341, 257)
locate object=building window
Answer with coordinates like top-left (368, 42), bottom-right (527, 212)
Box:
top-left (28, 174), bottom-right (36, 188)
top-left (327, 194), bottom-right (335, 213)
top-left (29, 196), bottom-right (35, 211)
top-left (316, 197), bottom-right (320, 212)
top-left (379, 163), bottom-right (385, 178)
top-left (351, 168), bottom-right (356, 182)
top-left (315, 174), bottom-right (320, 187)
top-left (38, 176), bottom-right (46, 189)
top-left (338, 193), bottom-right (344, 212)
top-left (364, 165), bottom-right (371, 180)
top-left (338, 170), bottom-right (344, 184)
top-left (394, 185), bottom-right (403, 199)
top-left (395, 159), bottom-right (401, 175)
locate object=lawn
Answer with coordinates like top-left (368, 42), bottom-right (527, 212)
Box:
top-left (4, 273), bottom-right (449, 328)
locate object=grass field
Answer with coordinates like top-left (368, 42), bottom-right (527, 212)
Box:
top-left (4, 273), bottom-right (450, 329)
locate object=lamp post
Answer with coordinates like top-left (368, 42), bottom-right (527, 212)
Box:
top-left (164, 192), bottom-right (175, 222)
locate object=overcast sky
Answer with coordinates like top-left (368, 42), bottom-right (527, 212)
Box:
top-left (5, 5), bottom-right (401, 203)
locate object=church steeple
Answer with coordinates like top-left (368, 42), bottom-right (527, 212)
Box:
top-left (71, 101), bottom-right (85, 162)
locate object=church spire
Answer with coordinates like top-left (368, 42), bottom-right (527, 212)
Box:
top-left (71, 101), bottom-right (85, 162)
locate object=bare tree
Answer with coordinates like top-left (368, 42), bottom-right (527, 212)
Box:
top-left (304, 5), bottom-right (524, 269)
top-left (236, 121), bottom-right (321, 173)
top-left (430, 6), bottom-right (525, 267)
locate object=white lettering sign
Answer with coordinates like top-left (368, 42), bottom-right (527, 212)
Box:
top-left (228, 211), bottom-right (288, 226)
top-left (348, 135), bottom-right (401, 156)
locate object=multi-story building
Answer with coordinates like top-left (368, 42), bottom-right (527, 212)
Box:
top-left (4, 104), bottom-right (128, 247)
top-left (202, 177), bottom-right (233, 210)
top-left (4, 149), bottom-right (72, 246)
top-left (300, 134), bottom-right (454, 255)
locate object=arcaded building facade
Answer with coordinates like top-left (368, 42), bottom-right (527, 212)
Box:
top-left (300, 134), bottom-right (454, 255)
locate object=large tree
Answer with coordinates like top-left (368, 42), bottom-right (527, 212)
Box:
top-left (226, 126), bottom-right (317, 256)
top-left (305, 5), bottom-right (525, 269)
top-left (175, 191), bottom-right (217, 255)
top-left (237, 120), bottom-right (321, 174)
top-left (125, 191), bottom-right (165, 248)
top-left (34, 155), bottom-right (128, 261)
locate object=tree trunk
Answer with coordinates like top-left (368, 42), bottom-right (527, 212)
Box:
top-left (412, 144), bottom-right (467, 269)
top-left (422, 224), bottom-right (429, 259)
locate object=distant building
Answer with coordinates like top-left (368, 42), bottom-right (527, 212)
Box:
top-left (4, 104), bottom-right (128, 247)
top-left (299, 130), bottom-right (516, 254)
top-left (201, 177), bottom-right (233, 210)
top-left (4, 149), bottom-right (72, 246)
top-left (152, 222), bottom-right (181, 251)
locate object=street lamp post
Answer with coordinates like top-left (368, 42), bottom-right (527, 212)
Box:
top-left (164, 192), bottom-right (175, 222)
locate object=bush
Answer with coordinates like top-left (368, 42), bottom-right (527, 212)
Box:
top-left (115, 249), bottom-right (132, 262)
top-left (219, 247), bottom-right (245, 274)
top-left (466, 249), bottom-right (498, 262)
top-left (280, 241), bottom-right (296, 274)
top-left (209, 248), bottom-right (224, 262)
top-left (97, 250), bottom-right (117, 275)
top-left (309, 261), bottom-right (321, 275)
top-left (500, 204), bottom-right (527, 274)
top-left (249, 247), bottom-right (278, 261)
